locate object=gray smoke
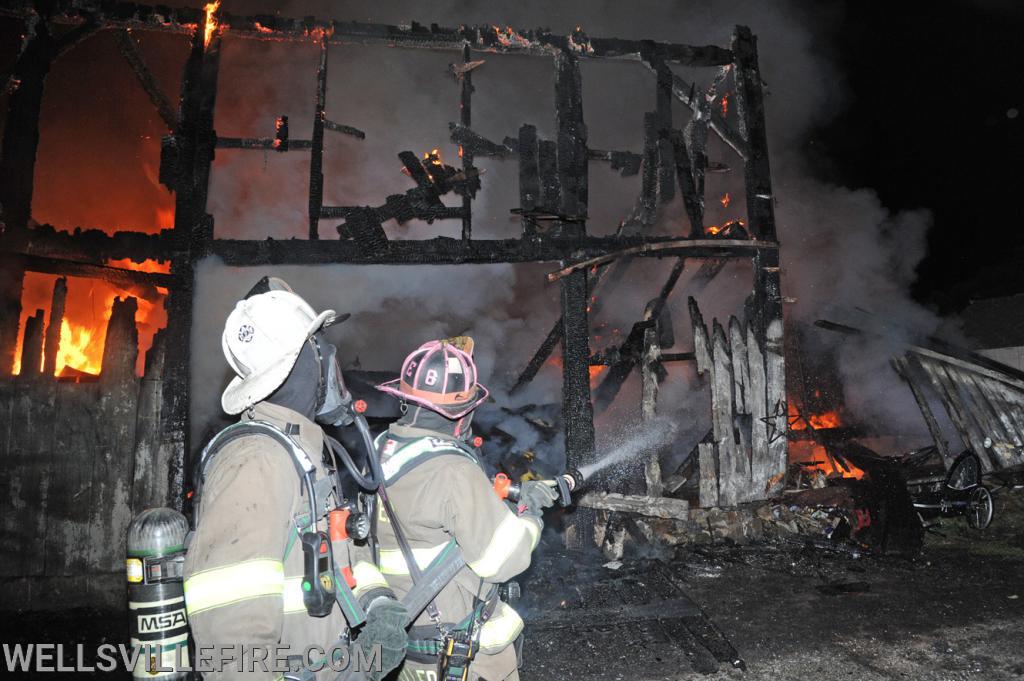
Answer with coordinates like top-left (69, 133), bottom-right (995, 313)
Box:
top-left (191, 0), bottom-right (951, 453)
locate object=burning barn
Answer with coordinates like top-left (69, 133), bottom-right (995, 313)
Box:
top-left (2, 1), bottom-right (1024, 679)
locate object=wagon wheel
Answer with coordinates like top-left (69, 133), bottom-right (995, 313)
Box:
top-left (967, 486), bottom-right (993, 530)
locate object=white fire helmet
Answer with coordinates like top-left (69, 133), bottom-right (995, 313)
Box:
top-left (220, 280), bottom-right (345, 415)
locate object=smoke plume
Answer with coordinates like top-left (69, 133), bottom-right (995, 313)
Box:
top-left (187, 0), bottom-right (949, 454)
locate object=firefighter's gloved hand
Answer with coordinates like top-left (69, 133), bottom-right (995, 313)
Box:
top-left (356, 597), bottom-right (408, 680)
top-left (518, 481), bottom-right (560, 517)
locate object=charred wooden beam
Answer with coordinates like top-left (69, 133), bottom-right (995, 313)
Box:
top-left (19, 308), bottom-right (45, 376)
top-left (7, 224), bottom-right (174, 263)
top-left (160, 25), bottom-right (220, 500)
top-left (16, 254), bottom-right (174, 290)
top-left (546, 241), bottom-right (772, 282)
top-left (459, 43), bottom-right (474, 242)
top-left (517, 124), bottom-right (540, 239)
top-left (577, 492), bottom-right (689, 519)
top-left (42, 277), bottom-right (67, 377)
top-left (100, 296), bottom-right (139, 386)
top-left (510, 322), bottom-right (560, 394)
top-left (450, 123), bottom-right (642, 176)
top-left (640, 111), bottom-right (658, 224)
top-left (732, 26), bottom-right (776, 241)
top-left (589, 258), bottom-right (727, 412)
top-left (308, 38), bottom-right (328, 240)
top-left (652, 55), bottom-right (675, 205)
top-left (5, 3), bottom-right (733, 65)
top-left (652, 67), bottom-right (747, 161)
top-left (671, 129), bottom-right (704, 237)
top-left (323, 120), bottom-right (365, 138)
top-left (211, 233), bottom-right (766, 267)
top-left (113, 28), bottom-right (178, 130)
top-left (641, 323), bottom-right (664, 496)
top-left (554, 49), bottom-right (595, 470)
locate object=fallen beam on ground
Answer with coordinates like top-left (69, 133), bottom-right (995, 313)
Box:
top-left (578, 492), bottom-right (690, 519)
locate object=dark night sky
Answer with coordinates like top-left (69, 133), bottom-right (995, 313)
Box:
top-left (2, 1), bottom-right (1023, 314)
top-left (805, 1), bottom-right (1024, 312)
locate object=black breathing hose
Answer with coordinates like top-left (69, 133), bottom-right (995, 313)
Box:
top-left (324, 412), bottom-right (387, 493)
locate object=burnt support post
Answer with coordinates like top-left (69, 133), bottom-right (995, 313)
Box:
top-left (553, 50), bottom-right (595, 547)
top-left (42, 277), bottom-right (67, 376)
top-left (733, 25), bottom-right (787, 494)
top-left (308, 37), bottom-right (327, 240)
top-left (459, 43), bottom-right (474, 242)
top-left (160, 26), bottom-right (221, 507)
top-left (0, 20), bottom-right (53, 376)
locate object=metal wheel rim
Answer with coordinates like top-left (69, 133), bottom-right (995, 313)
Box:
top-left (968, 487), bottom-right (993, 529)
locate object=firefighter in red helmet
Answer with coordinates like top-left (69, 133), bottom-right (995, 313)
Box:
top-left (374, 337), bottom-right (558, 681)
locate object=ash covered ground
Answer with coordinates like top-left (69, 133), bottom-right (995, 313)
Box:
top-left (3, 493), bottom-right (1023, 680)
top-left (518, 491), bottom-right (1024, 681)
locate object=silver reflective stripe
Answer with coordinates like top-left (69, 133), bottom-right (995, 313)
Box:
top-left (478, 602), bottom-right (524, 652)
top-left (282, 576), bottom-right (306, 613)
top-left (352, 561), bottom-right (389, 595)
top-left (467, 513), bottom-right (535, 579)
top-left (184, 558), bottom-right (285, 615)
top-left (379, 436), bottom-right (471, 481)
top-left (378, 543), bottom-right (449, 575)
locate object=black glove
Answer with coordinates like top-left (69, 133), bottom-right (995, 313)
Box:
top-left (518, 481), bottom-right (560, 517)
top-left (355, 597), bottom-right (408, 680)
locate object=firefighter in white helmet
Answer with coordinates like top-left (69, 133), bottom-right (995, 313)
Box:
top-left (374, 337), bottom-right (559, 681)
top-left (183, 277), bottom-right (408, 680)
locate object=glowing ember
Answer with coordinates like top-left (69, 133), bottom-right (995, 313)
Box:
top-left (254, 22), bottom-right (273, 34)
top-left (306, 26), bottom-right (334, 42)
top-left (493, 25), bottom-right (532, 49)
top-left (720, 92), bottom-right (730, 117)
top-left (423, 148), bottom-right (444, 166)
top-left (720, 192), bottom-right (731, 208)
top-left (203, 1), bottom-right (220, 48)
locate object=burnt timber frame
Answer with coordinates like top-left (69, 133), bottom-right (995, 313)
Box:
top-left (0, 3), bottom-right (785, 509)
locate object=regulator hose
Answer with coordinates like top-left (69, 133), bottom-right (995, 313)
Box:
top-left (324, 413), bottom-right (387, 493)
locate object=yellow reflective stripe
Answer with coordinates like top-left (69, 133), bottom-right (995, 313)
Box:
top-left (351, 561), bottom-right (389, 596)
top-left (282, 576), bottom-right (306, 613)
top-left (478, 602), bottom-right (524, 652)
top-left (523, 516), bottom-right (541, 550)
top-left (467, 513), bottom-right (531, 579)
top-left (378, 543), bottom-right (448, 575)
top-left (184, 558), bottom-right (284, 615)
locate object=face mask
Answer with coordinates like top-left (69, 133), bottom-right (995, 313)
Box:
top-left (315, 339), bottom-right (355, 427)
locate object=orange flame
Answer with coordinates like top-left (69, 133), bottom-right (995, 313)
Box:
top-left (720, 192), bottom-right (731, 208)
top-left (720, 93), bottom-right (730, 117)
top-left (787, 404), bottom-right (864, 479)
top-left (705, 219), bottom-right (745, 236)
top-left (56, 321), bottom-right (101, 376)
top-left (203, 1), bottom-right (220, 48)
top-left (12, 272), bottom-right (167, 378)
top-left (254, 22), bottom-right (273, 34)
